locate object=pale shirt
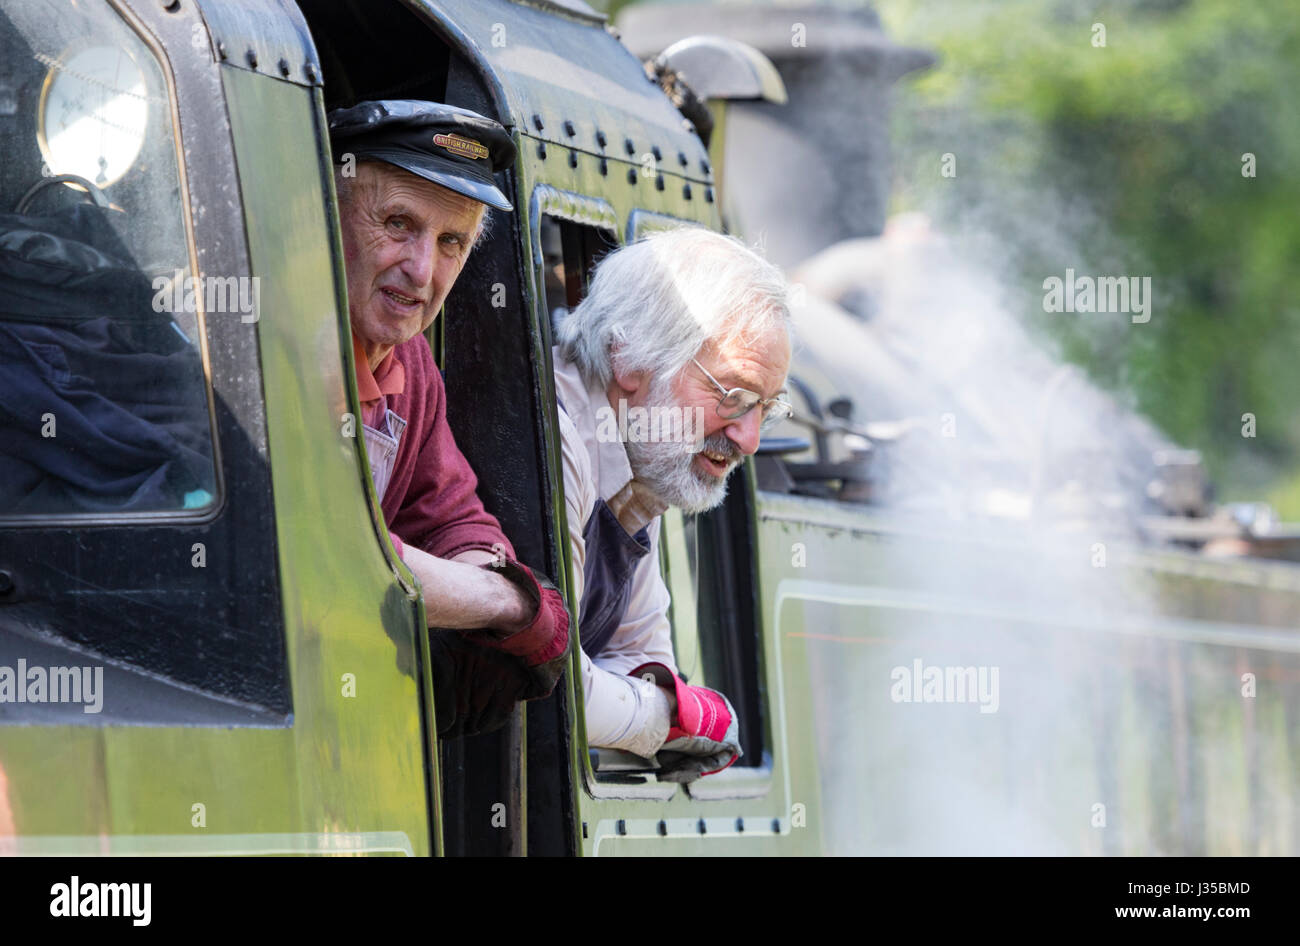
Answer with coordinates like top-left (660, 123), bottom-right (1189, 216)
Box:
top-left (553, 352), bottom-right (675, 758)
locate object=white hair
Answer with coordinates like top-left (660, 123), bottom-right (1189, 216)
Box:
top-left (555, 227), bottom-right (791, 390)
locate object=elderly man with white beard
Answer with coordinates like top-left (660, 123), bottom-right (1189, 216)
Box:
top-left (552, 227), bottom-right (792, 782)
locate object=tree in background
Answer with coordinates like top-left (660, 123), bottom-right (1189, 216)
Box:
top-left (873, 0), bottom-right (1300, 513)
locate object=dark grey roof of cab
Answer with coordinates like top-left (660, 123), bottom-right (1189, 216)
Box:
top-left (190, 0), bottom-right (711, 185)
top-left (524, 0), bottom-right (606, 23)
top-left (409, 0), bottom-right (713, 184)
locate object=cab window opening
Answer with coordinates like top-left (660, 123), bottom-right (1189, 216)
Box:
top-left (297, 0), bottom-right (451, 111)
top-left (624, 219), bottom-right (768, 773)
top-left (540, 215), bottom-right (617, 339)
top-left (545, 213), bottom-right (767, 782)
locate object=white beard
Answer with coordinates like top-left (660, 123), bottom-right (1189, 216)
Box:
top-left (623, 376), bottom-right (740, 514)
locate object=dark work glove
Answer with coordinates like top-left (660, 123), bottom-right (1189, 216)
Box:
top-left (428, 630), bottom-right (538, 738)
top-left (429, 560), bottom-right (572, 739)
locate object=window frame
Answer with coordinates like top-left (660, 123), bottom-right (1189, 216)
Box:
top-left (527, 190), bottom-right (674, 799)
top-left (626, 211), bottom-right (775, 799)
top-left (545, 202), bottom-right (777, 799)
top-left (0, 0), bottom-right (224, 528)
top-left (0, 0), bottom-right (292, 725)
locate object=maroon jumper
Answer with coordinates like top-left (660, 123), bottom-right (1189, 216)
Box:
top-left (355, 332), bottom-right (513, 563)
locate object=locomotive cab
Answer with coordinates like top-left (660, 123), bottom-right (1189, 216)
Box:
top-left (0, 0), bottom-right (810, 857)
top-left (0, 0), bottom-right (435, 854)
top-left (292, 0), bottom-right (795, 855)
top-left (5, 0), bottom-right (1296, 860)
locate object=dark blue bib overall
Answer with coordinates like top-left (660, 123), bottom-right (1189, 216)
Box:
top-left (558, 397), bottom-right (653, 657)
top-left (578, 499), bottom-right (651, 657)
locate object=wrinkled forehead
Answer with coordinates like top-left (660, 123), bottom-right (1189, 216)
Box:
top-left (702, 323), bottom-right (792, 394)
top-left (353, 160), bottom-right (486, 222)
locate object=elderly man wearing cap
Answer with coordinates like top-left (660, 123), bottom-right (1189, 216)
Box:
top-left (328, 100), bottom-right (568, 736)
top-left (553, 227), bottom-right (793, 782)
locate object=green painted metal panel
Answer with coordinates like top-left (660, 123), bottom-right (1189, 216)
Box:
top-left (0, 67), bottom-right (436, 856)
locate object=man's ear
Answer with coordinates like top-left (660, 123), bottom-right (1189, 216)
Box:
top-left (609, 351), bottom-right (648, 399)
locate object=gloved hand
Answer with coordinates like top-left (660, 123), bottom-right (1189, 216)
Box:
top-left (431, 559), bottom-right (571, 739)
top-left (428, 631), bottom-right (537, 738)
top-left (470, 558), bottom-right (570, 679)
top-left (630, 662), bottom-right (742, 783)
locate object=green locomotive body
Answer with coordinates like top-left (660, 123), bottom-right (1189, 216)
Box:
top-left (0, 0), bottom-right (1295, 857)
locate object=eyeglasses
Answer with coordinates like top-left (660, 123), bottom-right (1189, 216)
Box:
top-left (692, 358), bottom-right (793, 432)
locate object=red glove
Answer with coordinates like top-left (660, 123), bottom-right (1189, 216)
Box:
top-left (470, 558), bottom-right (570, 669)
top-left (631, 662), bottom-right (742, 783)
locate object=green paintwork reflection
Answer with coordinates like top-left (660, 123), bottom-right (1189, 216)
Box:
top-left (0, 69), bottom-right (433, 855)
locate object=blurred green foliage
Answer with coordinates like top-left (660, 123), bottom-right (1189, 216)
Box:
top-left (586, 0), bottom-right (638, 20)
top-left (872, 0), bottom-right (1300, 513)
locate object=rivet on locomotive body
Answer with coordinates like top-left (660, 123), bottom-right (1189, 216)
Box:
top-left (599, 157), bottom-right (608, 176)
top-left (616, 819), bottom-right (627, 836)
top-left (701, 158), bottom-right (710, 174)
top-left (624, 137), bottom-right (635, 156)
top-left (537, 141), bottom-right (547, 160)
top-left (651, 145), bottom-right (662, 161)
top-left (246, 49), bottom-right (258, 69)
top-left (657, 820), bottom-right (667, 837)
top-left (697, 818), bottom-right (707, 835)
top-left (216, 40), bottom-right (228, 60)
top-left (568, 150), bottom-right (578, 169)
top-left (582, 822), bottom-right (588, 839)
top-left (596, 130), bottom-right (607, 149)
top-left (278, 58), bottom-right (290, 78)
top-left (655, 173), bottom-right (664, 191)
top-left (736, 817), bottom-right (745, 833)
top-left (682, 183), bottom-right (692, 200)
top-left (771, 818), bottom-right (781, 834)
top-left (532, 113), bottom-right (544, 132)
top-left (704, 186), bottom-right (714, 203)
top-left (677, 151), bottom-right (688, 167)
top-left (626, 168), bottom-right (637, 185)
top-left (563, 120), bottom-right (576, 137)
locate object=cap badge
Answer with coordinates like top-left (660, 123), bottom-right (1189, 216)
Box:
top-left (433, 133), bottom-right (490, 161)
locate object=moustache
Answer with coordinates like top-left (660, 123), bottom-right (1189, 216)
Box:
top-left (696, 433), bottom-right (740, 463)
